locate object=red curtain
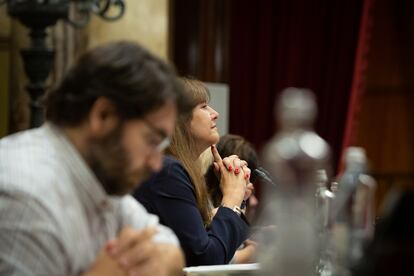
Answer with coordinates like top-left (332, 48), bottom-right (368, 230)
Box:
top-left (228, 0), bottom-right (365, 170)
top-left (340, 0), bottom-right (376, 172)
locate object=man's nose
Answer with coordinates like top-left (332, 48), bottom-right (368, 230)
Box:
top-left (146, 151), bottom-right (163, 172)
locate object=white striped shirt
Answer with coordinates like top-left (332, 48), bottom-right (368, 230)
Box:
top-left (0, 123), bottom-right (179, 275)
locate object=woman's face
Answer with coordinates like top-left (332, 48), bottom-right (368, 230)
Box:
top-left (190, 102), bottom-right (220, 152)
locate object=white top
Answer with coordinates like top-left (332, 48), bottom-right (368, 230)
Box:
top-left (0, 123), bottom-right (178, 275)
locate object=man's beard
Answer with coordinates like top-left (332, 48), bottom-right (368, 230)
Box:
top-left (85, 125), bottom-right (150, 196)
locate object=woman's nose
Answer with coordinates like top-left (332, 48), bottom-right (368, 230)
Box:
top-left (210, 107), bottom-right (219, 120)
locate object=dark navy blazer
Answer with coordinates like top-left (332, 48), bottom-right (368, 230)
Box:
top-left (133, 156), bottom-right (249, 266)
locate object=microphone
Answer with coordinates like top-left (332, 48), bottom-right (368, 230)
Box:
top-left (251, 167), bottom-right (277, 188)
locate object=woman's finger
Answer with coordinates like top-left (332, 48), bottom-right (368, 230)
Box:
top-left (222, 157), bottom-right (237, 172)
top-left (233, 158), bottom-right (242, 174)
top-left (241, 166), bottom-right (251, 180)
top-left (244, 183), bottom-right (255, 200)
top-left (211, 145), bottom-right (223, 166)
top-left (221, 154), bottom-right (241, 172)
top-left (213, 162), bottom-right (220, 173)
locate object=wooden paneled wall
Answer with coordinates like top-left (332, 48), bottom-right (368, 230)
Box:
top-left (356, 0), bottom-right (414, 211)
top-left (169, 0), bottom-right (230, 82)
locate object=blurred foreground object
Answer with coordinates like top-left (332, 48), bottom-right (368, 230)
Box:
top-left (258, 88), bottom-right (331, 276)
top-left (332, 147), bottom-right (376, 275)
top-left (315, 169), bottom-right (336, 276)
top-left (353, 188), bottom-right (414, 275)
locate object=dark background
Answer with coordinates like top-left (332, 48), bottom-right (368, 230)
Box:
top-left (169, 0), bottom-right (414, 210)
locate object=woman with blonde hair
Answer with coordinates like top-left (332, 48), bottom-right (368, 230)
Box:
top-left (133, 77), bottom-right (253, 266)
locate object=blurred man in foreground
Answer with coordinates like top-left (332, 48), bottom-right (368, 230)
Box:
top-left (0, 41), bottom-right (190, 276)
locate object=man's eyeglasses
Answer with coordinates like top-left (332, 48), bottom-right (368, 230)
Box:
top-left (142, 119), bottom-right (171, 152)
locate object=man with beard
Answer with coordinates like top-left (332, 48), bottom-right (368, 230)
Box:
top-left (0, 41), bottom-right (191, 276)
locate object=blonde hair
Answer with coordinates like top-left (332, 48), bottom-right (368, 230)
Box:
top-left (166, 77), bottom-right (212, 225)
top-left (199, 148), bottom-right (214, 174)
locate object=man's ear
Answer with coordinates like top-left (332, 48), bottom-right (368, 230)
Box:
top-left (88, 97), bottom-right (120, 138)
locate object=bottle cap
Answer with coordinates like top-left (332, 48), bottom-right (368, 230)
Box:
top-left (344, 147), bottom-right (367, 166)
top-left (276, 87), bottom-right (317, 128)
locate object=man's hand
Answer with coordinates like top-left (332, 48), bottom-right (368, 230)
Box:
top-left (83, 249), bottom-right (125, 276)
top-left (106, 226), bottom-right (185, 276)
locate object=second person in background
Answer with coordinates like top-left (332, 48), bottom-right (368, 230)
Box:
top-left (133, 77), bottom-right (252, 266)
top-left (205, 134), bottom-right (261, 224)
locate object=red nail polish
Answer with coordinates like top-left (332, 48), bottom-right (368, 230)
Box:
top-left (228, 165), bottom-right (233, 172)
top-left (234, 168), bottom-right (240, 174)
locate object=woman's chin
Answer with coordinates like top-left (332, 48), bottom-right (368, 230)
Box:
top-left (211, 133), bottom-right (220, 144)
